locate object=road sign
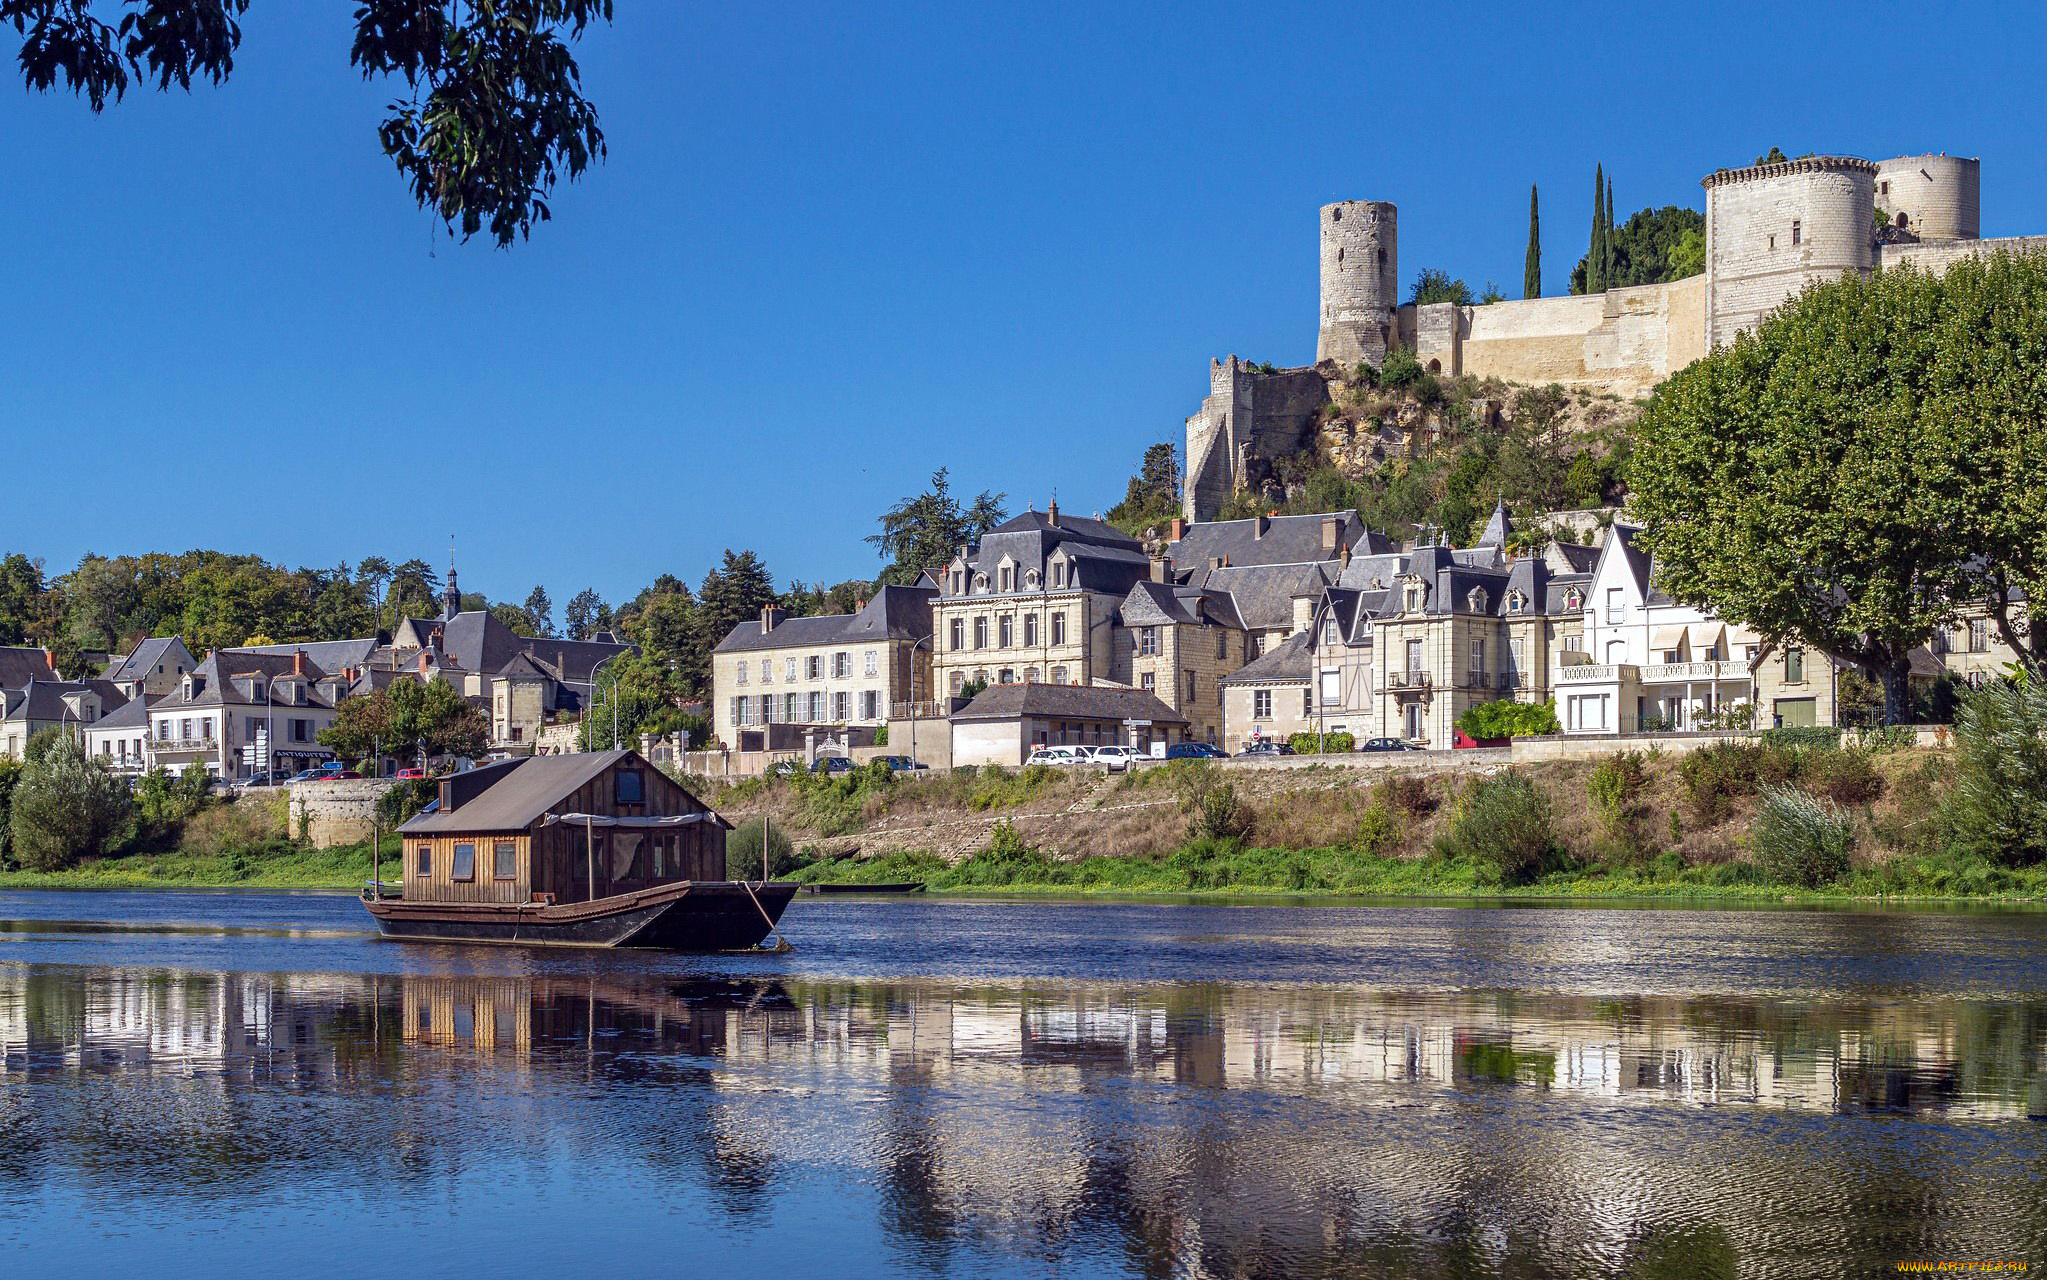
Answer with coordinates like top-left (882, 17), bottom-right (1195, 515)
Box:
top-left (1121, 718), bottom-right (1152, 727)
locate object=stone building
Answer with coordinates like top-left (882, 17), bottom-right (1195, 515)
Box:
top-left (711, 585), bottom-right (935, 751)
top-left (1189, 147), bottom-right (2033, 522)
top-left (929, 503), bottom-right (1150, 698)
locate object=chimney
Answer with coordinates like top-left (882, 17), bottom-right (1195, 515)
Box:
top-left (1321, 515), bottom-right (1340, 553)
top-left (1207, 556), bottom-right (1223, 574)
top-left (855, 597), bottom-right (867, 612)
top-left (41, 646), bottom-right (56, 673)
top-left (1254, 514), bottom-right (1270, 539)
top-left (1046, 497), bottom-right (1060, 527)
top-left (417, 651), bottom-right (431, 675)
top-left (760, 605), bottom-right (786, 634)
top-left (1168, 517), bottom-right (1186, 542)
top-left (292, 647), bottom-right (306, 676)
top-left (1149, 556), bottom-right (1169, 584)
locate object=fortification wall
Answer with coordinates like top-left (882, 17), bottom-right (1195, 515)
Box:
top-left (288, 778), bottom-right (390, 849)
top-left (1879, 234), bottom-right (2047, 274)
top-left (1317, 201), bottom-right (1398, 367)
top-left (1411, 275), bottom-right (1705, 398)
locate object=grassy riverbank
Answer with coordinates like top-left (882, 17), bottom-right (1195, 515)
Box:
top-left (0, 839), bottom-right (382, 890)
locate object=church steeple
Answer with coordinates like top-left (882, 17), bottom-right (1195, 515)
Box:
top-left (441, 540), bottom-right (461, 620)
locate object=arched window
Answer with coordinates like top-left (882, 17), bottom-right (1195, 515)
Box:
top-left (1506, 591), bottom-right (1526, 614)
top-left (1467, 588), bottom-right (1487, 613)
top-left (972, 572), bottom-right (989, 593)
top-left (1564, 588), bottom-right (1583, 611)
top-left (1023, 667), bottom-right (1039, 683)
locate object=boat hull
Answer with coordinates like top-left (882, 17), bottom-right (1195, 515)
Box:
top-left (362, 881), bottom-right (797, 950)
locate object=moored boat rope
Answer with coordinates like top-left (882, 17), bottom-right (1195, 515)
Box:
top-left (739, 880), bottom-right (792, 953)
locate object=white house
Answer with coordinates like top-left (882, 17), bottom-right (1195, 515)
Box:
top-left (146, 649), bottom-right (349, 778)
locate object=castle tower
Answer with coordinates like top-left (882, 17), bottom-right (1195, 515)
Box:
top-left (1702, 156), bottom-right (1876, 349)
top-left (1316, 200), bottom-right (1398, 368)
top-left (1873, 154), bottom-right (1980, 242)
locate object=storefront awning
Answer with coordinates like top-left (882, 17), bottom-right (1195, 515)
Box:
top-left (1688, 623), bottom-right (1726, 656)
top-left (1650, 626), bottom-right (1687, 650)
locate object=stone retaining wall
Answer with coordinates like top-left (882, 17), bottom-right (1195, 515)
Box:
top-left (286, 778), bottom-right (392, 848)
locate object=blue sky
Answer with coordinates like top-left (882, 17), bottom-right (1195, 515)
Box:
top-left (3, 1), bottom-right (2039, 609)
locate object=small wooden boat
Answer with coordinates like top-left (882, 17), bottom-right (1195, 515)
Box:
top-left (365, 879), bottom-right (796, 948)
top-left (363, 749), bottom-right (795, 951)
top-left (799, 882), bottom-right (927, 895)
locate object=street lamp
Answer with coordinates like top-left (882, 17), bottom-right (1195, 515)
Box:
top-left (589, 651), bottom-right (623, 751)
top-left (908, 632), bottom-right (933, 766)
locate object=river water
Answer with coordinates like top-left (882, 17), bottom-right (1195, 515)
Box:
top-left (0, 892), bottom-right (2042, 1278)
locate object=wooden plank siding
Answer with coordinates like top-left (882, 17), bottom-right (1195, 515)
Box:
top-left (403, 756), bottom-right (728, 906)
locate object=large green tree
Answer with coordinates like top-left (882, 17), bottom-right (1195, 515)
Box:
top-left (320, 677), bottom-right (488, 763)
top-left (867, 469), bottom-right (1006, 587)
top-left (4, 0), bottom-right (610, 245)
top-left (1572, 206), bottom-right (1704, 293)
top-left (1105, 443), bottom-right (1181, 535)
top-left (1628, 254), bottom-right (2047, 721)
top-left (8, 728), bottom-right (131, 871)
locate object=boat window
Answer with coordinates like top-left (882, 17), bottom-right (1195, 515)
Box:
top-left (612, 832), bottom-right (644, 881)
top-left (452, 842), bottom-right (476, 882)
top-left (414, 842), bottom-right (432, 877)
top-left (492, 840), bottom-right (516, 880)
top-left (615, 769), bottom-right (645, 804)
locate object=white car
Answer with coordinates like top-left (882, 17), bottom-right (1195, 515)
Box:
top-left (1088, 745), bottom-right (1143, 772)
top-left (1025, 746), bottom-right (1091, 767)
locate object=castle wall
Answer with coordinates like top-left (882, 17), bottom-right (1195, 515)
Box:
top-left (1874, 155), bottom-right (1979, 241)
top-left (1412, 275), bottom-right (1706, 398)
top-left (1184, 358), bottom-right (1332, 522)
top-left (1878, 234), bottom-right (2047, 274)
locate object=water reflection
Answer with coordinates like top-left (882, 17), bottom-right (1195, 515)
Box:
top-left (3, 963), bottom-right (2045, 1275)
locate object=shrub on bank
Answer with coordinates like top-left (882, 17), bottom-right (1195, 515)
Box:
top-left (726, 817), bottom-right (804, 879)
top-left (1434, 771), bottom-right (1557, 884)
top-left (1752, 785), bottom-right (1852, 887)
top-left (8, 729), bottom-right (131, 871)
top-left (1286, 731), bottom-right (1355, 755)
top-left (1943, 680), bottom-right (2047, 868)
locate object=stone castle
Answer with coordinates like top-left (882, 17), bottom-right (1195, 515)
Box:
top-left (1186, 151), bottom-right (2041, 522)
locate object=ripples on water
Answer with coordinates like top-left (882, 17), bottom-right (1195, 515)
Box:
top-left (0, 892), bottom-right (2043, 1278)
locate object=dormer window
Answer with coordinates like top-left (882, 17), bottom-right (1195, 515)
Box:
top-left (1467, 588), bottom-right (1487, 613)
top-left (972, 572), bottom-right (989, 594)
top-left (1024, 568), bottom-right (1040, 590)
top-left (1506, 590), bottom-right (1527, 614)
top-left (1050, 562), bottom-right (1064, 588)
top-left (999, 565), bottom-right (1014, 592)
top-left (1564, 589), bottom-right (1583, 611)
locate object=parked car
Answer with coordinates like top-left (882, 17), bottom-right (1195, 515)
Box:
top-left (241, 770), bottom-right (284, 787)
top-left (287, 769), bottom-right (324, 783)
top-left (811, 756), bottom-right (857, 775)
top-left (327, 770), bottom-right (363, 780)
top-left (873, 755), bottom-right (929, 772)
top-left (1165, 742), bottom-right (1228, 760)
top-left (1024, 746), bottom-right (1090, 767)
top-left (1089, 745), bottom-right (1144, 772)
top-left (1356, 737), bottom-right (1420, 753)
top-left (395, 767), bottom-right (427, 780)
top-left (1239, 740), bottom-right (1296, 758)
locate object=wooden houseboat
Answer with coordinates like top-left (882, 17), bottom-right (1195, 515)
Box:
top-left (362, 749), bottom-right (794, 949)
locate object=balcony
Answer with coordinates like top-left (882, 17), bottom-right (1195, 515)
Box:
top-left (152, 737), bottom-right (217, 753)
top-left (1464, 670), bottom-right (1491, 690)
top-left (1641, 660), bottom-right (1746, 682)
top-left (1386, 670), bottom-right (1431, 690)
top-left (1556, 664), bottom-right (1635, 684)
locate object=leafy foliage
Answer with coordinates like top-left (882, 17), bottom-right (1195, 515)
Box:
top-left (1629, 254), bottom-right (2047, 719)
top-left (1456, 699), bottom-right (1559, 739)
top-left (867, 469), bottom-right (1007, 587)
top-left (1433, 770), bottom-right (1555, 884)
top-left (319, 676), bottom-right (488, 763)
top-left (6, 0), bottom-right (611, 246)
top-left (1285, 730), bottom-right (1354, 754)
top-left (725, 817), bottom-right (801, 879)
top-left (1573, 205), bottom-right (1705, 293)
top-left (1105, 443), bottom-right (1181, 535)
top-left (1943, 680), bottom-right (2047, 867)
top-left (1523, 183), bottom-right (1541, 300)
top-left (8, 729), bottom-right (131, 870)
top-left (1752, 785), bottom-right (1852, 887)
top-left (1410, 268), bottom-right (1473, 306)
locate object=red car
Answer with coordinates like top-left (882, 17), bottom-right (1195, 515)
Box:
top-left (328, 770), bottom-right (363, 780)
top-left (395, 768), bottom-right (426, 779)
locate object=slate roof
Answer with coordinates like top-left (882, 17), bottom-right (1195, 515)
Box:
top-left (1219, 631), bottom-right (1313, 685)
top-left (951, 683), bottom-right (1188, 725)
top-left (88, 691), bottom-right (153, 730)
top-left (1117, 581), bottom-right (1247, 631)
top-left (948, 508), bottom-right (1151, 602)
top-left (1169, 511), bottom-right (1385, 571)
top-left (1199, 562), bottom-right (1337, 631)
top-left (0, 646), bottom-right (58, 688)
top-left (102, 636), bottom-right (189, 685)
top-left (3, 679), bottom-right (127, 724)
top-left (229, 637), bottom-right (382, 673)
top-left (715, 586), bottom-right (936, 654)
top-left (152, 651), bottom-right (340, 713)
top-left (401, 750), bottom-right (654, 834)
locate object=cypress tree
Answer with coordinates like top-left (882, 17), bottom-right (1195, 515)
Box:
top-left (1605, 175), bottom-right (1618, 288)
top-left (1524, 184), bottom-right (1541, 299)
top-left (1588, 164), bottom-right (1606, 294)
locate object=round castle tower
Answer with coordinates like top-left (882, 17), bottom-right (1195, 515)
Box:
top-left (1702, 156), bottom-right (1875, 349)
top-left (1316, 200), bottom-right (1398, 368)
top-left (1873, 154), bottom-right (1980, 242)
